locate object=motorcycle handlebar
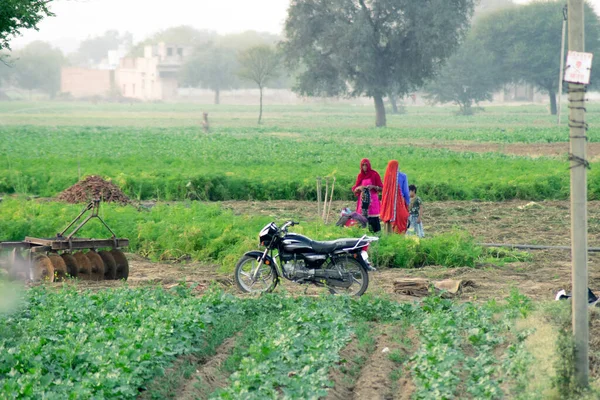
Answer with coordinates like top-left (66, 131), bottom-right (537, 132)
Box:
top-left (281, 220), bottom-right (300, 231)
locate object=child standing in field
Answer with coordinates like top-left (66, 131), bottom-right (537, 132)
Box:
top-left (408, 184), bottom-right (424, 238)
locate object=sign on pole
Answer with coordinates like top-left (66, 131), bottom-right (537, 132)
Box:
top-left (564, 51), bottom-right (594, 84)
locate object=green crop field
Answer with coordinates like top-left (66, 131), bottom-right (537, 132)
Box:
top-left (1, 101), bottom-right (599, 399)
top-left (0, 282), bottom-right (537, 399)
top-left (2, 102), bottom-right (599, 202)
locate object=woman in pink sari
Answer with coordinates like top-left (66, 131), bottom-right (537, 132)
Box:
top-left (351, 158), bottom-right (383, 233)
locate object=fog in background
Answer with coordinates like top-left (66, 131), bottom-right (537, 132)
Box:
top-left (11, 0), bottom-right (600, 53)
top-left (3, 0), bottom-right (600, 111)
top-left (11, 0), bottom-right (290, 53)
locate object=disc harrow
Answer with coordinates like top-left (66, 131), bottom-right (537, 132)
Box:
top-left (0, 199), bottom-right (129, 282)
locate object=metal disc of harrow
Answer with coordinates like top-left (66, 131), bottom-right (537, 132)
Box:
top-left (9, 251), bottom-right (28, 281)
top-left (86, 251), bottom-right (105, 281)
top-left (98, 250), bottom-right (116, 280)
top-left (47, 254), bottom-right (68, 282)
top-left (32, 254), bottom-right (54, 282)
top-left (110, 249), bottom-right (129, 280)
top-left (73, 252), bottom-right (92, 280)
top-left (60, 253), bottom-right (79, 278)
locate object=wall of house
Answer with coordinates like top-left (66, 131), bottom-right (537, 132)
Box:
top-left (115, 57), bottom-right (162, 100)
top-left (60, 68), bottom-right (114, 98)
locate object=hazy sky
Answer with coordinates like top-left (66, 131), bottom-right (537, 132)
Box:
top-left (11, 0), bottom-right (600, 53)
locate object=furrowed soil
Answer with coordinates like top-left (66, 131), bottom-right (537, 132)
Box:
top-left (69, 199), bottom-right (600, 303)
top-left (48, 199), bottom-right (600, 399)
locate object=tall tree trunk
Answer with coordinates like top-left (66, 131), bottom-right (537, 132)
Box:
top-left (374, 94), bottom-right (387, 127)
top-left (214, 88), bottom-right (220, 105)
top-left (258, 85), bottom-right (263, 124)
top-left (549, 90), bottom-right (557, 115)
top-left (389, 94), bottom-right (398, 114)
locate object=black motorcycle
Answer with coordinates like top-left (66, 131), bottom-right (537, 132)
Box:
top-left (234, 221), bottom-right (378, 296)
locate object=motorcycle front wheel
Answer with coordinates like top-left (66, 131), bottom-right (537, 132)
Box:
top-left (328, 256), bottom-right (369, 297)
top-left (234, 254), bottom-right (278, 294)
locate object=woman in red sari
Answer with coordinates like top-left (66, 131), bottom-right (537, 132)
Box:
top-left (351, 158), bottom-right (383, 233)
top-left (380, 160), bottom-right (410, 234)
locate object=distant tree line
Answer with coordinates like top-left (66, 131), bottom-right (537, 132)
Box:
top-left (426, 0), bottom-right (600, 115)
top-left (3, 0), bottom-right (600, 122)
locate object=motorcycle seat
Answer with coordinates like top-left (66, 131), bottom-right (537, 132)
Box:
top-left (311, 238), bottom-right (363, 253)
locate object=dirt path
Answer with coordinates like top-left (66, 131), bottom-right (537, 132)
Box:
top-left (177, 336), bottom-right (237, 400)
top-left (409, 141), bottom-right (600, 161)
top-left (351, 328), bottom-right (406, 400)
top-left (55, 199), bottom-right (600, 303)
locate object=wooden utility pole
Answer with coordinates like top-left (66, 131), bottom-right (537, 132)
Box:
top-left (568, 0), bottom-right (589, 388)
top-left (558, 5), bottom-right (568, 125)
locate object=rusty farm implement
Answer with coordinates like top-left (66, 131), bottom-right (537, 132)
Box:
top-left (0, 199), bottom-right (129, 282)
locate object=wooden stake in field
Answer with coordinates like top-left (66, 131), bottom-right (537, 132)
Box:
top-left (558, 5), bottom-right (568, 125)
top-left (567, 0), bottom-right (590, 388)
top-left (325, 177), bottom-right (336, 225)
top-left (322, 177), bottom-right (329, 223)
top-left (316, 177), bottom-right (322, 219)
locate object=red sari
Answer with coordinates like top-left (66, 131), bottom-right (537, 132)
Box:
top-left (351, 158), bottom-right (383, 217)
top-left (380, 160), bottom-right (409, 233)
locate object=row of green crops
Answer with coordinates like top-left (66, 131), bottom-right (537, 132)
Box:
top-left (411, 291), bottom-right (533, 399)
top-left (2, 101), bottom-right (600, 137)
top-left (0, 282), bottom-right (536, 399)
top-left (2, 125), bottom-right (599, 201)
top-left (0, 198), bottom-right (523, 270)
top-left (214, 296), bottom-right (353, 399)
top-left (0, 284), bottom-right (245, 399)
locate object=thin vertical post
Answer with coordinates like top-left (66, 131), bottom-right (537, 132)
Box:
top-left (322, 177), bottom-right (329, 222)
top-left (558, 5), bottom-right (568, 124)
top-left (568, 0), bottom-right (589, 388)
top-left (316, 177), bottom-right (322, 219)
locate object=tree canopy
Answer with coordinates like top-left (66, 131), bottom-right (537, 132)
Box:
top-left (0, 0), bottom-right (54, 52)
top-left (283, 0), bottom-right (476, 127)
top-left (476, 0), bottom-right (600, 115)
top-left (12, 41), bottom-right (65, 97)
top-left (424, 35), bottom-right (501, 115)
top-left (238, 45), bottom-right (281, 124)
top-left (73, 30), bottom-right (132, 65)
top-left (180, 45), bottom-right (239, 104)
top-left (129, 26), bottom-right (216, 57)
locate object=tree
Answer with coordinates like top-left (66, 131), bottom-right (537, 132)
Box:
top-left (424, 35), bottom-right (501, 115)
top-left (0, 0), bottom-right (54, 52)
top-left (473, 0), bottom-right (514, 20)
top-left (13, 41), bottom-right (65, 98)
top-left (73, 30), bottom-right (132, 65)
top-left (180, 45), bottom-right (239, 104)
top-left (217, 31), bottom-right (281, 51)
top-left (238, 45), bottom-right (281, 124)
top-left (476, 0), bottom-right (600, 115)
top-left (282, 0), bottom-right (476, 127)
top-left (129, 26), bottom-right (215, 57)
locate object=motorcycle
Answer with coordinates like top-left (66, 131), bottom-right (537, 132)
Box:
top-left (234, 221), bottom-right (378, 296)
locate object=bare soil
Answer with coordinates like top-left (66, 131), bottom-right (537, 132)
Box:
top-left (61, 199), bottom-right (600, 303)
top-left (41, 199), bottom-right (600, 398)
top-left (326, 324), bottom-right (417, 400)
top-left (177, 336), bottom-right (238, 400)
top-left (370, 140), bottom-right (600, 161)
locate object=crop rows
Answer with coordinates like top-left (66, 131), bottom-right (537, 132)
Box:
top-left (0, 198), bottom-right (527, 271)
top-left (0, 283), bottom-right (535, 399)
top-left (2, 124), bottom-right (599, 201)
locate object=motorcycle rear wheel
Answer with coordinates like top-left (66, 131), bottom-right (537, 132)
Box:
top-left (328, 256), bottom-right (369, 297)
top-left (234, 255), bottom-right (278, 294)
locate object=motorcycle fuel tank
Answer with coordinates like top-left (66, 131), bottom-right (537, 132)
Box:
top-left (281, 233), bottom-right (313, 253)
